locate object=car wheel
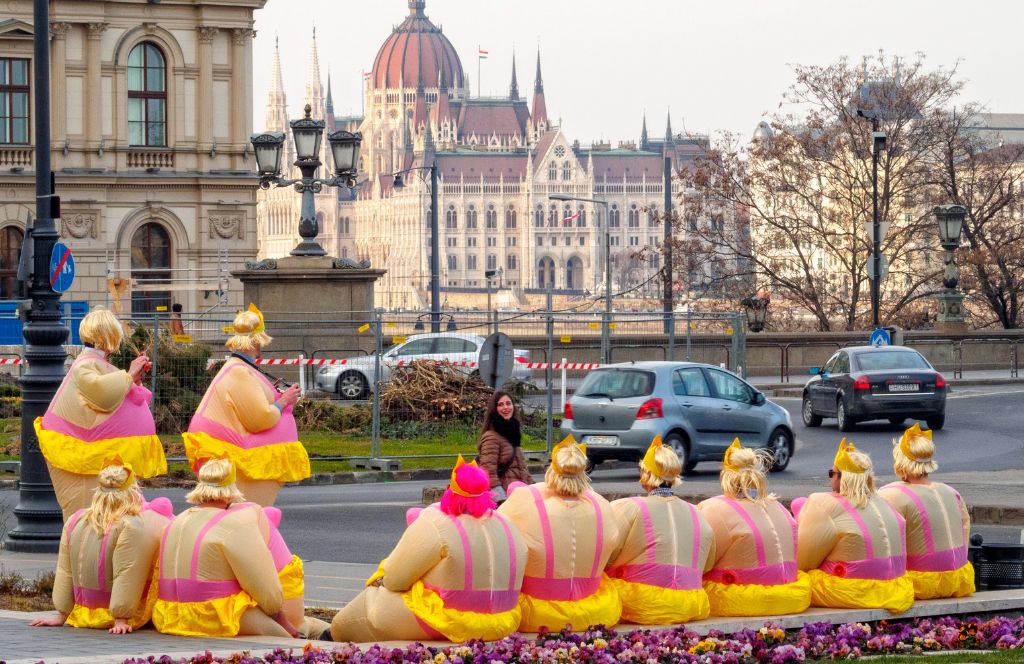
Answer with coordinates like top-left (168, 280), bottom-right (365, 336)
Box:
top-left (767, 427), bottom-right (794, 472)
top-left (665, 433), bottom-right (694, 474)
top-left (888, 417), bottom-right (907, 426)
top-left (837, 399), bottom-right (856, 432)
top-left (336, 371), bottom-right (369, 400)
top-left (926, 414), bottom-right (945, 431)
top-left (584, 456), bottom-right (597, 474)
top-left (802, 396), bottom-right (822, 427)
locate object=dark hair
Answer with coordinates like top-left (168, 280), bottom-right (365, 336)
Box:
top-left (172, 303), bottom-right (183, 312)
top-left (481, 390), bottom-right (516, 433)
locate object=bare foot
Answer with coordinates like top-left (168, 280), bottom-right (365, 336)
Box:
top-left (108, 618), bottom-right (133, 634)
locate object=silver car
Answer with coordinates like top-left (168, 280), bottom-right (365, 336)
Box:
top-left (314, 332), bottom-right (532, 399)
top-left (560, 361), bottom-right (795, 472)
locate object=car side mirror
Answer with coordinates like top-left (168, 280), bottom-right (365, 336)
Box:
top-left (753, 392), bottom-right (766, 406)
top-left (809, 367), bottom-right (821, 375)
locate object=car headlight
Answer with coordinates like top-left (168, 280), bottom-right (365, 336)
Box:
top-left (317, 366), bottom-right (332, 375)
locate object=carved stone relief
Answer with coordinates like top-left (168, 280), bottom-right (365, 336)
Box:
top-left (60, 211), bottom-right (98, 239)
top-left (209, 211), bottom-right (244, 239)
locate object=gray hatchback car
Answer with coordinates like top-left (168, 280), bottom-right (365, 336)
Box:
top-left (560, 361), bottom-right (795, 472)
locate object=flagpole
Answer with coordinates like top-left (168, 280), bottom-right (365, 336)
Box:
top-left (477, 45), bottom-right (481, 98)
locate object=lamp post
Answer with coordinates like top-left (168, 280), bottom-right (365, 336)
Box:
top-left (740, 292), bottom-right (770, 333)
top-left (933, 204), bottom-right (967, 331)
top-left (250, 104), bottom-right (361, 257)
top-left (549, 193), bottom-right (611, 364)
top-left (485, 267), bottom-right (503, 334)
top-left (856, 109), bottom-right (888, 329)
top-left (390, 165), bottom-right (440, 333)
top-left (5, 0), bottom-right (66, 553)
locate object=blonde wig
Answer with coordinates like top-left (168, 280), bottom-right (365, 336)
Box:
top-left (79, 308), bottom-right (124, 355)
top-left (186, 458), bottom-right (245, 506)
top-left (544, 443), bottom-right (591, 497)
top-left (838, 449), bottom-right (876, 509)
top-left (719, 446), bottom-right (774, 504)
top-left (224, 309), bottom-right (272, 355)
top-left (85, 465), bottom-right (143, 536)
top-left (892, 433), bottom-right (938, 480)
top-left (639, 444), bottom-right (682, 491)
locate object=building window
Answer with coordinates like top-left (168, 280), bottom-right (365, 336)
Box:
top-left (577, 208), bottom-right (586, 228)
top-left (127, 43), bottom-right (167, 147)
top-left (566, 256), bottom-right (583, 290)
top-left (467, 254), bottom-right (477, 270)
top-left (446, 205), bottom-right (458, 230)
top-left (548, 204), bottom-right (558, 227)
top-left (466, 205), bottom-right (478, 230)
top-left (486, 236), bottom-right (497, 247)
top-left (648, 205), bottom-right (658, 227)
top-left (505, 206), bottom-right (517, 229)
top-left (486, 204), bottom-right (497, 229)
top-left (562, 160), bottom-right (571, 181)
top-left (548, 161), bottom-right (557, 181)
top-left (340, 217), bottom-right (351, 235)
top-left (130, 222), bottom-right (171, 315)
top-left (628, 204), bottom-right (640, 228)
top-left (536, 236), bottom-right (543, 246)
top-left (341, 246), bottom-right (348, 259)
top-left (0, 225), bottom-right (24, 298)
top-left (609, 204), bottom-right (621, 228)
top-left (486, 254), bottom-right (497, 270)
top-left (507, 236), bottom-right (517, 247)
top-left (579, 237), bottom-right (586, 246)
top-left (629, 236), bottom-right (639, 246)
top-left (564, 237), bottom-right (571, 246)
top-left (537, 256), bottom-right (555, 288)
top-left (534, 204), bottom-right (544, 227)
top-left (447, 254), bottom-right (458, 270)
top-left (467, 237), bottom-right (477, 247)
top-left (0, 58), bottom-right (30, 144)
top-left (610, 236), bottom-right (620, 246)
top-left (446, 237), bottom-right (457, 247)
top-left (507, 253), bottom-right (518, 270)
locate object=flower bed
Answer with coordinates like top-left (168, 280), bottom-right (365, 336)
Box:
top-left (119, 616), bottom-right (1024, 663)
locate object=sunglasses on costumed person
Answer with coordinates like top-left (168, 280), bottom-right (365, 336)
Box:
top-left (828, 469), bottom-right (841, 479)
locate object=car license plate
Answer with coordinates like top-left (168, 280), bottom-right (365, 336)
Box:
top-left (889, 383), bottom-right (920, 392)
top-left (583, 435), bottom-right (619, 446)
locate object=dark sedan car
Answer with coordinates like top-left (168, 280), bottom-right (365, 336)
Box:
top-left (802, 345), bottom-right (947, 432)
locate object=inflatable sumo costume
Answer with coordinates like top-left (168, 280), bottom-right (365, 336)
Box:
top-left (796, 439), bottom-right (914, 614)
top-left (697, 439), bottom-right (811, 617)
top-left (183, 305), bottom-right (309, 506)
top-left (607, 437), bottom-right (715, 625)
top-left (33, 459), bottom-right (164, 633)
top-left (330, 457), bottom-right (527, 643)
top-left (36, 309), bottom-right (166, 521)
top-left (152, 457), bottom-right (294, 638)
top-left (498, 437), bottom-right (623, 632)
top-left (878, 424), bottom-right (974, 599)
top-left (262, 506), bottom-right (330, 638)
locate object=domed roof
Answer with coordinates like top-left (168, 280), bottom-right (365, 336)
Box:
top-left (371, 0), bottom-right (465, 91)
top-left (752, 121), bottom-right (773, 142)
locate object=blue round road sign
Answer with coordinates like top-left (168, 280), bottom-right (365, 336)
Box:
top-left (869, 327), bottom-right (890, 347)
top-left (49, 242), bottom-right (75, 293)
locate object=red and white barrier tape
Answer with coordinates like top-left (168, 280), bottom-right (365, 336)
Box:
top-left (0, 358), bottom-right (23, 365)
top-left (250, 358), bottom-right (603, 370)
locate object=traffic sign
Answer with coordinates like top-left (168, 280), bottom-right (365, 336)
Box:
top-left (866, 255), bottom-right (889, 280)
top-left (869, 327), bottom-right (891, 347)
top-left (862, 220), bottom-right (891, 243)
top-left (478, 332), bottom-right (515, 389)
top-left (49, 242), bottom-right (75, 293)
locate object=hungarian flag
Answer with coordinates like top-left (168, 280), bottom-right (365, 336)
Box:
top-left (478, 47), bottom-right (489, 59)
top-left (362, 71), bottom-right (372, 80)
top-left (562, 210), bottom-right (582, 224)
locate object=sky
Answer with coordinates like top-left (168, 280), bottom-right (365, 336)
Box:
top-left (251, 0), bottom-right (1024, 144)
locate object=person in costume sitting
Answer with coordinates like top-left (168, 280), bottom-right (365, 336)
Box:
top-left (878, 423), bottom-right (974, 599)
top-left (183, 305), bottom-right (308, 507)
top-left (329, 457), bottom-right (527, 643)
top-left (606, 436), bottom-right (715, 625)
top-left (498, 436), bottom-right (623, 632)
top-left (697, 439), bottom-right (811, 617)
top-left (795, 439), bottom-right (914, 614)
top-left (36, 308), bottom-right (166, 521)
top-left (263, 506), bottom-right (330, 639)
top-left (30, 458), bottom-right (164, 633)
top-left (152, 456), bottom-right (297, 638)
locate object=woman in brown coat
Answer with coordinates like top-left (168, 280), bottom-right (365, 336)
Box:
top-left (477, 390), bottom-right (532, 500)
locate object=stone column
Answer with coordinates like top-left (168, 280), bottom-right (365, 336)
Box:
top-left (49, 23), bottom-right (71, 152)
top-left (85, 22), bottom-right (108, 165)
top-left (231, 29), bottom-right (253, 168)
top-left (196, 26), bottom-right (218, 169)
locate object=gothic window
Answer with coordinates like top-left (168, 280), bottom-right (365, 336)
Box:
top-left (505, 205), bottom-right (517, 229)
top-left (486, 254), bottom-right (497, 271)
top-left (507, 253), bottom-right (518, 270)
top-left (648, 205), bottom-right (658, 227)
top-left (0, 225), bottom-right (24, 298)
top-left (467, 254), bottom-right (477, 270)
top-left (0, 58), bottom-right (30, 144)
top-left (340, 217), bottom-right (351, 235)
top-left (577, 207), bottom-right (586, 228)
top-left (628, 204), bottom-right (640, 228)
top-left (537, 256), bottom-right (555, 288)
top-left (486, 204), bottom-right (497, 229)
top-left (507, 236), bottom-right (517, 247)
top-left (534, 204), bottom-right (544, 227)
top-left (127, 43), bottom-right (167, 147)
top-left (130, 222), bottom-right (171, 314)
top-left (562, 160), bottom-right (571, 181)
top-left (548, 204), bottom-right (558, 227)
top-left (548, 161), bottom-right (557, 181)
top-left (609, 204), bottom-right (621, 228)
top-left (445, 205), bottom-right (458, 230)
top-left (447, 254), bottom-right (458, 270)
top-left (466, 205), bottom-right (478, 230)
top-left (566, 256), bottom-right (583, 290)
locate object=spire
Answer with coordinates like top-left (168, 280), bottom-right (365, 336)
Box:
top-left (424, 107), bottom-right (435, 154)
top-left (304, 25), bottom-right (325, 120)
top-left (325, 66), bottom-right (334, 116)
top-left (640, 111), bottom-right (649, 151)
top-left (265, 34), bottom-right (289, 133)
top-left (531, 46), bottom-right (548, 130)
top-left (408, 0), bottom-right (426, 17)
top-left (509, 51), bottom-right (520, 100)
top-left (663, 109), bottom-right (675, 158)
top-left (534, 47), bottom-right (544, 94)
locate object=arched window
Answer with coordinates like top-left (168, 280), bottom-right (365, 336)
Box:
top-left (447, 254), bottom-right (458, 270)
top-left (505, 205), bottom-right (517, 229)
top-left (648, 204), bottom-right (659, 227)
top-left (506, 253), bottom-right (518, 270)
top-left (577, 207), bottom-right (587, 228)
top-left (537, 256), bottom-right (555, 288)
top-left (466, 205), bottom-right (478, 230)
top-left (486, 204), bottom-right (497, 229)
top-left (548, 161), bottom-right (557, 181)
top-left (127, 42), bottom-right (167, 147)
top-left (486, 254), bottom-right (497, 271)
top-left (562, 160), bottom-right (572, 181)
top-left (534, 204), bottom-right (544, 227)
top-left (566, 256), bottom-right (583, 290)
top-left (445, 205), bottom-right (458, 230)
top-left (467, 254), bottom-right (477, 271)
top-left (0, 225), bottom-right (24, 299)
top-left (548, 204), bottom-right (558, 227)
top-left (628, 203), bottom-right (640, 228)
top-left (130, 222), bottom-right (171, 314)
top-left (609, 204), bottom-right (621, 228)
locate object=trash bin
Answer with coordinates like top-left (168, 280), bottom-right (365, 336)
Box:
top-left (974, 543), bottom-right (1024, 590)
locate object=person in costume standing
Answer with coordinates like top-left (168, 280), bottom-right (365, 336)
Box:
top-left (329, 457), bottom-right (527, 643)
top-left (152, 457), bottom-right (297, 638)
top-left (607, 437), bottom-right (715, 624)
top-left (477, 390), bottom-right (533, 501)
top-left (878, 423), bottom-right (974, 599)
top-left (183, 305), bottom-right (308, 506)
top-left (697, 439), bottom-right (811, 617)
top-left (795, 439), bottom-right (914, 614)
top-left (30, 458), bottom-right (164, 633)
top-left (36, 308), bottom-right (166, 522)
top-left (497, 436), bottom-right (623, 632)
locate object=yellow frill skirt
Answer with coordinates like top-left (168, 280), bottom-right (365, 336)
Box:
top-left (908, 563), bottom-right (975, 600)
top-left (807, 569), bottom-right (915, 614)
top-left (182, 431), bottom-right (310, 483)
top-left (151, 591), bottom-right (258, 637)
top-left (704, 571), bottom-right (812, 617)
top-left (517, 575), bottom-right (622, 633)
top-left (609, 578), bottom-right (710, 625)
top-left (279, 554), bottom-right (304, 600)
top-left (400, 580), bottom-right (522, 643)
top-left (35, 418), bottom-right (166, 478)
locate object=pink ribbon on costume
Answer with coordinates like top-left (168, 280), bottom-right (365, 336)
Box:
top-left (72, 585), bottom-right (111, 609)
top-left (157, 577), bottom-right (244, 602)
top-left (821, 554), bottom-right (906, 580)
top-left (703, 561), bottom-right (798, 586)
top-left (520, 574), bottom-right (602, 601)
top-left (908, 546), bottom-right (968, 573)
top-left (422, 582), bottom-right (520, 613)
top-left (607, 562), bottom-right (703, 590)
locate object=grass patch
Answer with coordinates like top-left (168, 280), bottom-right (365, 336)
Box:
top-left (0, 569), bottom-right (55, 612)
top-left (863, 653), bottom-right (1020, 663)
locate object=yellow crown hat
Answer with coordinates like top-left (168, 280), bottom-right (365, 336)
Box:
top-left (195, 453), bottom-right (237, 487)
top-left (834, 438), bottom-right (865, 474)
top-left (551, 435), bottom-right (587, 476)
top-left (722, 438), bottom-right (745, 472)
top-left (641, 435), bottom-right (664, 476)
top-left (100, 455), bottom-right (135, 491)
top-left (235, 303), bottom-right (266, 335)
top-left (899, 422), bottom-right (934, 462)
top-left (449, 454), bottom-right (485, 498)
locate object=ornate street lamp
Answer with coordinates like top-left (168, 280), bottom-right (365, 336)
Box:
top-left (740, 292), bottom-right (770, 333)
top-left (250, 104), bottom-right (361, 257)
top-left (933, 204), bottom-right (968, 329)
top-left (389, 165), bottom-right (441, 332)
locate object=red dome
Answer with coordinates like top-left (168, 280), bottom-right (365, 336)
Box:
top-left (371, 0), bottom-right (465, 91)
